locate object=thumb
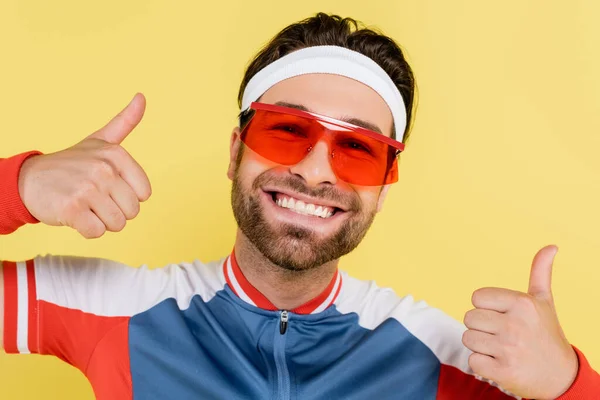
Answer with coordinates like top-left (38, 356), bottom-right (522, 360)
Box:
top-left (528, 245), bottom-right (558, 300)
top-left (88, 93), bottom-right (146, 144)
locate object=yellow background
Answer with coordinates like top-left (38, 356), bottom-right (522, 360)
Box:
top-left (1, 0), bottom-right (599, 398)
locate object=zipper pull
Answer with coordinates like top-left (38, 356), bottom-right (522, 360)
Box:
top-left (279, 310), bottom-right (289, 335)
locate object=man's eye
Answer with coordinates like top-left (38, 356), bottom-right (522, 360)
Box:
top-left (272, 124), bottom-right (306, 136)
top-left (341, 140), bottom-right (371, 154)
top-left (281, 125), bottom-right (296, 132)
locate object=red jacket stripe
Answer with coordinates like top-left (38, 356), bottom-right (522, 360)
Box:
top-left (26, 259), bottom-right (38, 353)
top-left (3, 261), bottom-right (19, 353)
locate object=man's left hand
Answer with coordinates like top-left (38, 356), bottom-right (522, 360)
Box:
top-left (462, 245), bottom-right (579, 399)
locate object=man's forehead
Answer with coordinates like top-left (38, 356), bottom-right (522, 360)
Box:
top-left (258, 74), bottom-right (394, 138)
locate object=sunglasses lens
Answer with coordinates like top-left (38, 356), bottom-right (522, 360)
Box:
top-left (331, 134), bottom-right (399, 185)
top-left (241, 110), bottom-right (315, 165)
top-left (240, 108), bottom-right (399, 186)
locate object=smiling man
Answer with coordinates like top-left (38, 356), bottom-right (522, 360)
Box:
top-left (0, 13), bottom-right (598, 400)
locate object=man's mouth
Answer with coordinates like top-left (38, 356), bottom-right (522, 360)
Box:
top-left (265, 191), bottom-right (344, 219)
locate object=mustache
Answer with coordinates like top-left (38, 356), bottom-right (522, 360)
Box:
top-left (253, 172), bottom-right (361, 211)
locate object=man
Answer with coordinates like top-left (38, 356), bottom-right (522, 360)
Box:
top-left (0, 13), bottom-right (598, 400)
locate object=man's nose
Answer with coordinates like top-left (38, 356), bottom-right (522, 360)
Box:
top-left (289, 140), bottom-right (338, 187)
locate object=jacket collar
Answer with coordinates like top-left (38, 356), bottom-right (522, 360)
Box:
top-left (223, 250), bottom-right (342, 314)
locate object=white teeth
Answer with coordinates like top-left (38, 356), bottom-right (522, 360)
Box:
top-left (315, 206), bottom-right (323, 216)
top-left (274, 195), bottom-right (335, 218)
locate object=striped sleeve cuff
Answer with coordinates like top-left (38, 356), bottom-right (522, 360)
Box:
top-left (3, 260), bottom-right (39, 354)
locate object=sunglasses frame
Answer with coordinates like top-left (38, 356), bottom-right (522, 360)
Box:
top-left (240, 102), bottom-right (404, 186)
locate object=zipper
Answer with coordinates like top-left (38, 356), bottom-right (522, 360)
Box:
top-left (274, 310), bottom-right (291, 400)
top-left (279, 310), bottom-right (289, 334)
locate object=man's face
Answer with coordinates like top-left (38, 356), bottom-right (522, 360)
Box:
top-left (229, 73), bottom-right (395, 271)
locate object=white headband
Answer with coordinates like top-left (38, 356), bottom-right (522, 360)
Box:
top-left (240, 45), bottom-right (407, 141)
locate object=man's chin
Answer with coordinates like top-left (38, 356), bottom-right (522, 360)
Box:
top-left (242, 205), bottom-right (368, 271)
top-left (256, 227), bottom-right (332, 271)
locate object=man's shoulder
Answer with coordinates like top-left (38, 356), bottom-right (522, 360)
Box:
top-left (28, 253), bottom-right (230, 315)
top-left (335, 271), bottom-right (465, 333)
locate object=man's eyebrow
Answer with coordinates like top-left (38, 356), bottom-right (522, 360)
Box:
top-left (274, 101), bottom-right (384, 134)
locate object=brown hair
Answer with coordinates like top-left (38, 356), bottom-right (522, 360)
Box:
top-left (237, 13), bottom-right (417, 142)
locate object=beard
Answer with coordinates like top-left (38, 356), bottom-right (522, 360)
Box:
top-left (231, 166), bottom-right (377, 272)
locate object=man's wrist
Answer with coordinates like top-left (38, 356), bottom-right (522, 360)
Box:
top-left (556, 346), bottom-right (599, 399)
top-left (0, 151), bottom-right (43, 234)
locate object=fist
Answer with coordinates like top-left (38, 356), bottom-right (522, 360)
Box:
top-left (17, 93), bottom-right (152, 239)
top-left (462, 245), bottom-right (578, 399)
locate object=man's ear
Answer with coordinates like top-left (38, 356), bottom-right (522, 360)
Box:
top-left (376, 185), bottom-right (391, 213)
top-left (227, 127), bottom-right (242, 181)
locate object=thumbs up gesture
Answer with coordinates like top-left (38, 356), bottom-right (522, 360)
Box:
top-left (17, 94), bottom-right (152, 238)
top-left (462, 246), bottom-right (579, 399)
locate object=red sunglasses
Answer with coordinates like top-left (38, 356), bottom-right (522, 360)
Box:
top-left (240, 102), bottom-right (405, 186)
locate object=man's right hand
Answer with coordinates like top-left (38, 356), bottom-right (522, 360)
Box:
top-left (17, 93), bottom-right (152, 239)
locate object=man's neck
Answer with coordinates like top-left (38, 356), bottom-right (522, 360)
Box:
top-left (233, 231), bottom-right (338, 310)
